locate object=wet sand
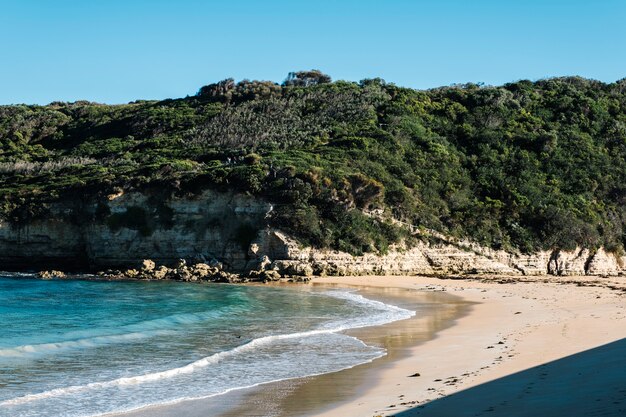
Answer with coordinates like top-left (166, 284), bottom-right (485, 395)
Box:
top-left (217, 286), bottom-right (471, 417)
top-left (114, 285), bottom-right (470, 417)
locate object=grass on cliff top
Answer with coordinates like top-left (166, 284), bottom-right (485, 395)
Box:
top-left (1, 71), bottom-right (626, 256)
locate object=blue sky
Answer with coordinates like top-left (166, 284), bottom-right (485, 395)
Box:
top-left (0, 0), bottom-right (624, 104)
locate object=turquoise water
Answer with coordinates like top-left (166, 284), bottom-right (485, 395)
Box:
top-left (0, 276), bottom-right (415, 417)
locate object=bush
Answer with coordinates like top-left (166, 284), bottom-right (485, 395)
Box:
top-left (3, 74), bottom-right (626, 255)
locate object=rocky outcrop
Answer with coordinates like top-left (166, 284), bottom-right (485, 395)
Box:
top-left (100, 258), bottom-right (309, 284)
top-left (586, 248), bottom-right (622, 276)
top-left (547, 248), bottom-right (590, 276)
top-left (38, 270), bottom-right (66, 279)
top-left (271, 245), bottom-right (434, 277)
top-left (1, 190), bottom-right (625, 278)
top-left (261, 231), bottom-right (518, 277)
top-left (418, 243), bottom-right (519, 275)
top-left (508, 251), bottom-right (551, 275)
top-left (254, 230), bottom-right (626, 278)
top-left (100, 259), bottom-right (243, 283)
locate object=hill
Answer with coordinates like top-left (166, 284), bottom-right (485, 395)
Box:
top-left (2, 71), bottom-right (626, 257)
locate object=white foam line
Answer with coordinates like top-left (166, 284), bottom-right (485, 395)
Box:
top-left (324, 289), bottom-right (412, 313)
top-left (93, 341), bottom-right (387, 417)
top-left (0, 290), bottom-right (414, 407)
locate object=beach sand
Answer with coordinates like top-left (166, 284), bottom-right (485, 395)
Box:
top-left (306, 275), bottom-right (626, 417)
top-left (118, 275), bottom-right (626, 417)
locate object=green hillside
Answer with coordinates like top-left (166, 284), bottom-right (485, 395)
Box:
top-left (2, 71), bottom-right (626, 255)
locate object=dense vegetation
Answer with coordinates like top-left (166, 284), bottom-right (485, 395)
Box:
top-left (1, 71), bottom-right (626, 255)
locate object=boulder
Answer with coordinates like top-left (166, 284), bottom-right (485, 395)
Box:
top-left (151, 265), bottom-right (169, 279)
top-left (124, 269), bottom-right (140, 278)
top-left (190, 263), bottom-right (213, 280)
top-left (38, 270), bottom-right (66, 279)
top-left (39, 271), bottom-right (53, 279)
top-left (247, 270), bottom-right (261, 280)
top-left (260, 270), bottom-right (281, 281)
top-left (212, 270), bottom-right (239, 283)
top-left (141, 259), bottom-right (156, 272)
top-left (273, 260), bottom-right (314, 277)
top-left (173, 267), bottom-right (192, 281)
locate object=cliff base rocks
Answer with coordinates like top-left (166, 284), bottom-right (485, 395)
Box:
top-left (96, 258), bottom-right (310, 284)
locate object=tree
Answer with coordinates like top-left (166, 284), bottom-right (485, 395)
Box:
top-left (283, 70), bottom-right (331, 87)
top-left (196, 78), bottom-right (236, 101)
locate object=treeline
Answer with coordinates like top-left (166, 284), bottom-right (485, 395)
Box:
top-left (1, 71), bottom-right (625, 255)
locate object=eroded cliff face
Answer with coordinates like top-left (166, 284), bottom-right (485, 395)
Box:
top-left (0, 190), bottom-right (272, 271)
top-left (260, 231), bottom-right (625, 277)
top-left (0, 190), bottom-right (624, 277)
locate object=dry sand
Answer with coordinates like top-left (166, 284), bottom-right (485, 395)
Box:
top-left (308, 275), bottom-right (626, 417)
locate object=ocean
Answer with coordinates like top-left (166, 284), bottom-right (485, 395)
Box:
top-left (0, 275), bottom-right (415, 417)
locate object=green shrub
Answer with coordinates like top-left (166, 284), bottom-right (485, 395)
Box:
top-left (2, 74), bottom-right (626, 255)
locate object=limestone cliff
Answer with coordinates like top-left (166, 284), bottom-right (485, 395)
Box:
top-left (0, 190), bottom-right (271, 271)
top-left (261, 231), bottom-right (624, 277)
top-left (0, 190), bottom-right (624, 277)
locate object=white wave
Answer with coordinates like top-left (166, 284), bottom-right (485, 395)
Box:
top-left (324, 289), bottom-right (413, 314)
top-left (0, 307), bottom-right (243, 358)
top-left (87, 341), bottom-right (387, 417)
top-left (321, 289), bottom-right (415, 328)
top-left (0, 329), bottom-right (174, 358)
top-left (0, 272), bottom-right (38, 278)
top-left (0, 290), bottom-right (414, 407)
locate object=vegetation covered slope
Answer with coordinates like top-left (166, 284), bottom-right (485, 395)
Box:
top-left (1, 71), bottom-right (626, 255)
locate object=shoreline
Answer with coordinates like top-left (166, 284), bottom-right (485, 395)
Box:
top-left (112, 283), bottom-right (470, 417)
top-left (4, 273), bottom-right (625, 416)
top-left (217, 285), bottom-right (472, 417)
top-left (130, 274), bottom-right (625, 417)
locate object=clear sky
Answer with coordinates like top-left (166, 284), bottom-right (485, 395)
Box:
top-left (1, 0), bottom-right (624, 104)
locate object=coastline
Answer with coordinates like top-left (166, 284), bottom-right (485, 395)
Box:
top-left (111, 274), bottom-right (626, 417)
top-left (4, 273), bottom-right (625, 416)
top-left (217, 285), bottom-right (472, 417)
top-left (112, 283), bottom-right (470, 417)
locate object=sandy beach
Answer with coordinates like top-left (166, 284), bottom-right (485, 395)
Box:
top-left (307, 275), bottom-right (626, 417)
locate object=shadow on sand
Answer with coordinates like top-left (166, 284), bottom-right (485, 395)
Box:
top-left (396, 338), bottom-right (626, 417)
